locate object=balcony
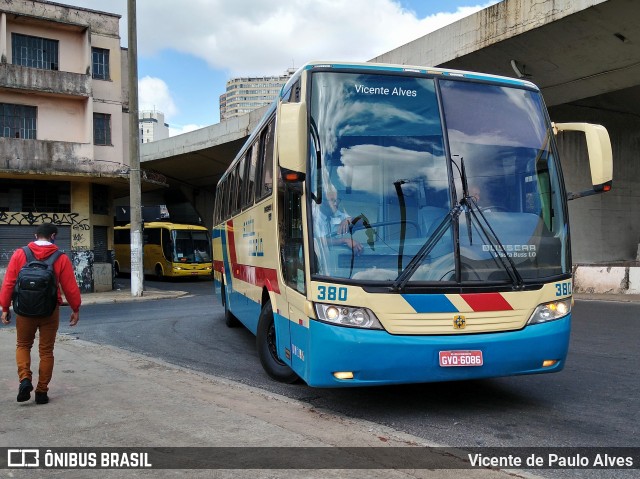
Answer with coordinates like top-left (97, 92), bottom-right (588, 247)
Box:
top-left (0, 63), bottom-right (91, 97)
top-left (0, 138), bottom-right (123, 176)
top-left (0, 138), bottom-right (168, 190)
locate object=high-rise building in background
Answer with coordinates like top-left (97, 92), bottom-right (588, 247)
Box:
top-left (219, 68), bottom-right (296, 120)
top-left (139, 110), bottom-right (169, 143)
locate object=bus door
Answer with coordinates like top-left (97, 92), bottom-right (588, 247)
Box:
top-left (278, 178), bottom-right (307, 373)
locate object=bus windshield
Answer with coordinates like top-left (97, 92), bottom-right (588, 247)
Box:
top-left (170, 229), bottom-right (212, 263)
top-left (309, 71), bottom-right (568, 286)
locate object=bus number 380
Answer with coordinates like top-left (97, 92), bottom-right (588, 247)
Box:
top-left (317, 286), bottom-right (348, 302)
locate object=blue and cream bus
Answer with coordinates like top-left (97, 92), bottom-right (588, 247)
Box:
top-left (212, 61), bottom-right (612, 387)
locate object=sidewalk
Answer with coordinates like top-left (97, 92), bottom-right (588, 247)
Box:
top-left (574, 292), bottom-right (640, 303)
top-left (77, 284), bottom-right (189, 306)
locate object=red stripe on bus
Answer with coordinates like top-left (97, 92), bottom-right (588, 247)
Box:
top-left (232, 263), bottom-right (281, 294)
top-left (226, 220), bottom-right (237, 265)
top-left (213, 260), bottom-right (224, 274)
top-left (460, 293), bottom-right (513, 312)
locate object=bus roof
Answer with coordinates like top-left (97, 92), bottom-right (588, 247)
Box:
top-left (115, 222), bottom-right (208, 230)
top-left (299, 61), bottom-right (538, 89)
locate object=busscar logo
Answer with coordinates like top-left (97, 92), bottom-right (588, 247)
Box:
top-left (453, 315), bottom-right (466, 329)
top-left (8, 449), bottom-right (39, 467)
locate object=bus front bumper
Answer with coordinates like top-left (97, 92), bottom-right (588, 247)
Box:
top-left (171, 266), bottom-right (212, 277)
top-left (296, 315), bottom-right (570, 387)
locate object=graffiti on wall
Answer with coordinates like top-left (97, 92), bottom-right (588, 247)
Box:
top-left (72, 250), bottom-right (94, 293)
top-left (0, 211), bottom-right (95, 291)
top-left (0, 211), bottom-right (90, 229)
top-left (0, 211), bottom-right (91, 250)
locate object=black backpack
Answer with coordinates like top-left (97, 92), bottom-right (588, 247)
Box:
top-left (12, 247), bottom-right (63, 318)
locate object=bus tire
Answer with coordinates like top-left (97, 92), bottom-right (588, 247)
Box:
top-left (256, 300), bottom-right (298, 383)
top-left (154, 264), bottom-right (164, 281)
top-left (114, 262), bottom-right (121, 278)
top-left (221, 280), bottom-right (240, 327)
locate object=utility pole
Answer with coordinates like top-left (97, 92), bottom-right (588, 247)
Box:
top-left (128, 0), bottom-right (144, 296)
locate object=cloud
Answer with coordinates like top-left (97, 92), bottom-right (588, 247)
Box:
top-left (135, 0), bottom-right (498, 76)
top-left (138, 76), bottom-right (177, 118)
top-left (169, 124), bottom-right (207, 137)
top-left (64, 0), bottom-right (497, 76)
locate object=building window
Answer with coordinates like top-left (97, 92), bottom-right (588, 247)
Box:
top-left (92, 47), bottom-right (110, 80)
top-left (12, 33), bottom-right (59, 71)
top-left (93, 113), bottom-right (111, 145)
top-left (0, 103), bottom-right (37, 139)
top-left (92, 184), bottom-right (110, 215)
top-left (0, 179), bottom-right (70, 213)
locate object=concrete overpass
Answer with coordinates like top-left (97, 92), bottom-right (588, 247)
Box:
top-left (139, 0), bottom-right (640, 266)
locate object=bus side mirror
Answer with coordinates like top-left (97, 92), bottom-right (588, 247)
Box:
top-left (277, 102), bottom-right (307, 174)
top-left (553, 122), bottom-right (613, 200)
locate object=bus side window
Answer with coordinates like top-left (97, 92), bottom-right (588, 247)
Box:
top-left (213, 183), bottom-right (221, 225)
top-left (257, 118), bottom-right (275, 200)
top-left (237, 156), bottom-right (247, 211)
top-left (245, 143), bottom-right (258, 207)
top-left (220, 179), bottom-right (228, 221)
top-left (230, 167), bottom-right (239, 215)
top-left (114, 229), bottom-right (129, 244)
top-left (146, 228), bottom-right (161, 246)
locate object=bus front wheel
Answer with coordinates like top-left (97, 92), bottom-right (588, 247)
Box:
top-left (154, 264), bottom-right (164, 281)
top-left (256, 300), bottom-right (298, 383)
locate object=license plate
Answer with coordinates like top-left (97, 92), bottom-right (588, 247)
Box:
top-left (439, 350), bottom-right (483, 367)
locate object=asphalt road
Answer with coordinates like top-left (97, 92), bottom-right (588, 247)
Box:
top-left (64, 278), bottom-right (639, 479)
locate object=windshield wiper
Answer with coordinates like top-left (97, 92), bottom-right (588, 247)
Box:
top-left (394, 179), bottom-right (409, 277)
top-left (392, 154), bottom-right (525, 292)
top-left (452, 155), bottom-right (524, 290)
top-left (462, 195), bottom-right (525, 289)
top-left (391, 204), bottom-right (462, 292)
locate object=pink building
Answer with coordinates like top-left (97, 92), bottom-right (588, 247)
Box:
top-left (0, 0), bottom-right (164, 291)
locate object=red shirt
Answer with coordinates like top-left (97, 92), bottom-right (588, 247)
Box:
top-left (0, 242), bottom-right (82, 313)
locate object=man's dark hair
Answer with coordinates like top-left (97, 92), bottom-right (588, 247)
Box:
top-left (36, 223), bottom-right (58, 239)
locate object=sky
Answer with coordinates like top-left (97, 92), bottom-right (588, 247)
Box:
top-left (57, 0), bottom-right (500, 136)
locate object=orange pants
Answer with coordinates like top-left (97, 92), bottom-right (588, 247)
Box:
top-left (16, 307), bottom-right (60, 393)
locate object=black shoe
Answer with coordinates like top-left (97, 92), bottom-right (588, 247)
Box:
top-left (17, 379), bottom-right (33, 402)
top-left (35, 392), bottom-right (49, 404)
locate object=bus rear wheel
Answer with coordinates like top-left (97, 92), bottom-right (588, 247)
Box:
top-left (221, 280), bottom-right (240, 327)
top-left (257, 300), bottom-right (298, 383)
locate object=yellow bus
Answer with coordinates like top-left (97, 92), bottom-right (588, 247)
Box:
top-left (212, 61), bottom-right (612, 387)
top-left (114, 222), bottom-right (212, 280)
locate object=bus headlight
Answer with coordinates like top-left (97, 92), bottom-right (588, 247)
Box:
top-left (314, 303), bottom-right (383, 330)
top-left (527, 299), bottom-right (571, 325)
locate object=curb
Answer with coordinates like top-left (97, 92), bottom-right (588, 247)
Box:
top-left (76, 290), bottom-right (189, 306)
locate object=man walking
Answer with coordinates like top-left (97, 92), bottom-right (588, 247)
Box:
top-left (1, 223), bottom-right (81, 404)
